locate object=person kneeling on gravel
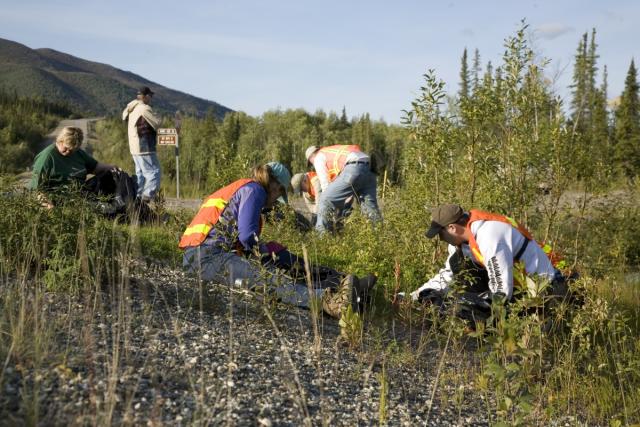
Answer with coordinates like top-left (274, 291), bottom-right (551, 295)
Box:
top-left (179, 162), bottom-right (376, 318)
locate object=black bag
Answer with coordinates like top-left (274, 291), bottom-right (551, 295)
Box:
top-left (111, 169), bottom-right (138, 212)
top-left (84, 170), bottom-right (138, 216)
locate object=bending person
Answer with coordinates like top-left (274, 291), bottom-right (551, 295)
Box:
top-left (290, 171), bottom-right (322, 223)
top-left (411, 204), bottom-right (567, 317)
top-left (305, 145), bottom-right (381, 233)
top-left (179, 162), bottom-right (375, 318)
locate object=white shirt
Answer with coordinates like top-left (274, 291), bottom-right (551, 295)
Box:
top-left (411, 220), bottom-right (557, 300)
top-left (312, 150), bottom-right (369, 191)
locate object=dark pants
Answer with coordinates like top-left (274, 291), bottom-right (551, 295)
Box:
top-left (260, 249), bottom-right (343, 290)
top-left (418, 249), bottom-right (568, 323)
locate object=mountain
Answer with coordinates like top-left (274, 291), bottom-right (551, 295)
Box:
top-left (0, 38), bottom-right (232, 118)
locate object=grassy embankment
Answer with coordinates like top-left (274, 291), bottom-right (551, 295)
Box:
top-left (0, 181), bottom-right (638, 425)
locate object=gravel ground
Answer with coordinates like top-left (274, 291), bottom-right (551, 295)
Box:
top-left (1, 261), bottom-right (495, 426)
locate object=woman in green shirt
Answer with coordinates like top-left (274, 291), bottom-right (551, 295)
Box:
top-left (31, 126), bottom-right (118, 208)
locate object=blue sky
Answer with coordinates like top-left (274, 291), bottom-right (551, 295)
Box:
top-left (1, 0), bottom-right (638, 123)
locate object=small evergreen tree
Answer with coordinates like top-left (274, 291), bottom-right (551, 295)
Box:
top-left (614, 59), bottom-right (640, 178)
top-left (472, 48), bottom-right (481, 93)
top-left (339, 106), bottom-right (350, 129)
top-left (459, 48), bottom-right (470, 101)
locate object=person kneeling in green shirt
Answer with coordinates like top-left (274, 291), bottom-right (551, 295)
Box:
top-left (31, 126), bottom-right (118, 209)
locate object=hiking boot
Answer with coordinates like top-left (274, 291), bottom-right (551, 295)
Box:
top-left (322, 274), bottom-right (356, 319)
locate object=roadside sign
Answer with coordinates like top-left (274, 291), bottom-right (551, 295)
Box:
top-left (157, 127), bottom-right (181, 198)
top-left (157, 128), bottom-right (178, 146)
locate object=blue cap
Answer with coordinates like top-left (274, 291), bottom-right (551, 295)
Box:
top-left (266, 161), bottom-right (291, 203)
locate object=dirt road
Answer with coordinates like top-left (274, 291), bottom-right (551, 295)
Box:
top-left (39, 117), bottom-right (103, 151)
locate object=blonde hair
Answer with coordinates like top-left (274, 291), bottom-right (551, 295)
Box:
top-left (252, 164), bottom-right (276, 190)
top-left (56, 126), bottom-right (83, 149)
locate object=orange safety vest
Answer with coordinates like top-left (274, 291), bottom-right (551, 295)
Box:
top-left (317, 144), bottom-right (361, 182)
top-left (179, 179), bottom-right (256, 249)
top-left (306, 171), bottom-right (319, 199)
top-left (465, 209), bottom-right (566, 271)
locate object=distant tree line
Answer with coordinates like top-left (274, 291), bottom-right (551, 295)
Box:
top-left (4, 22), bottom-right (639, 203)
top-left (93, 108), bottom-right (407, 197)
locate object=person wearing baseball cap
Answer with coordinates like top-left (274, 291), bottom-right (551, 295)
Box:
top-left (122, 86), bottom-right (161, 201)
top-left (411, 204), bottom-right (565, 310)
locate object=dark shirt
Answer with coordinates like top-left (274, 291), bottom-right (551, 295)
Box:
top-left (136, 116), bottom-right (157, 152)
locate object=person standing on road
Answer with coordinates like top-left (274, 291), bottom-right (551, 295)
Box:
top-left (305, 145), bottom-right (382, 233)
top-left (122, 86), bottom-right (161, 201)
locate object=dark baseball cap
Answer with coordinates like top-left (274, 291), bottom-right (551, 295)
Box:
top-left (425, 204), bottom-right (465, 238)
top-left (138, 86), bottom-right (154, 96)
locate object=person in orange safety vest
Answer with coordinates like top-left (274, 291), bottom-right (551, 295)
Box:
top-left (304, 145), bottom-right (382, 232)
top-left (410, 204), bottom-right (568, 313)
top-left (180, 162), bottom-right (376, 318)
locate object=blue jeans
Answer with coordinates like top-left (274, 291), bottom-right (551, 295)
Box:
top-left (132, 153), bottom-right (161, 200)
top-left (315, 163), bottom-right (382, 233)
top-left (182, 245), bottom-right (324, 308)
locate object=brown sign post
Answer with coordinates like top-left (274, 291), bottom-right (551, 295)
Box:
top-left (157, 127), bottom-right (180, 198)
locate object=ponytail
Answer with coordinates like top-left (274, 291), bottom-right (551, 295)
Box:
top-left (252, 164), bottom-right (274, 190)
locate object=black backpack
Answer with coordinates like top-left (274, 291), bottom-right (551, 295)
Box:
top-left (85, 170), bottom-right (138, 216)
top-left (111, 169), bottom-right (138, 212)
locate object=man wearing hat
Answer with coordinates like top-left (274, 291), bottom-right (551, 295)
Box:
top-left (304, 144), bottom-right (381, 232)
top-left (411, 204), bottom-right (562, 304)
top-left (122, 86), bottom-right (161, 201)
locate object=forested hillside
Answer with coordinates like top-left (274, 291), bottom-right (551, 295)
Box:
top-left (0, 38), bottom-right (232, 117)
